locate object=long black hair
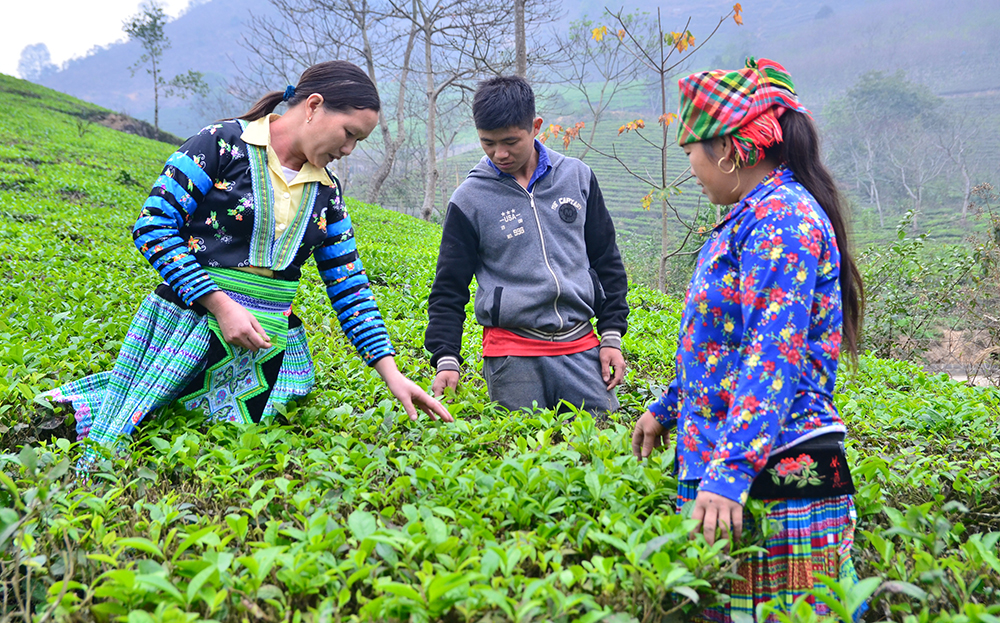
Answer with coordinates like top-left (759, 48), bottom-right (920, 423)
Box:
top-left (765, 110), bottom-right (864, 361)
top-left (237, 60), bottom-right (381, 121)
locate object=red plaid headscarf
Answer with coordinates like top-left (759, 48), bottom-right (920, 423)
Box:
top-left (677, 58), bottom-right (810, 168)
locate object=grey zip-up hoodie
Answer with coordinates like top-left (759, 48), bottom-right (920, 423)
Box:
top-left (425, 144), bottom-right (629, 370)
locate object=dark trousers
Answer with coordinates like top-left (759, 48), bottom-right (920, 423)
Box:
top-left (482, 346), bottom-right (618, 417)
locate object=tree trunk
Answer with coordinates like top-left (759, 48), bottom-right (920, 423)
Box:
top-left (365, 25), bottom-right (417, 204)
top-left (960, 159), bottom-right (971, 223)
top-left (152, 57), bottom-right (160, 133)
top-left (657, 8), bottom-right (669, 293)
top-left (420, 28), bottom-right (438, 221)
top-left (514, 0), bottom-right (527, 78)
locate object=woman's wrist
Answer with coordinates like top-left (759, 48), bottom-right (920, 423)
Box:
top-left (372, 356), bottom-right (400, 382)
top-left (196, 290), bottom-right (231, 315)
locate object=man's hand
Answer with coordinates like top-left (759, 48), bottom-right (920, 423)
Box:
top-left (691, 491), bottom-right (744, 547)
top-left (631, 410), bottom-right (669, 460)
top-left (431, 370), bottom-right (460, 398)
top-left (600, 347), bottom-right (625, 390)
top-left (198, 291), bottom-right (271, 352)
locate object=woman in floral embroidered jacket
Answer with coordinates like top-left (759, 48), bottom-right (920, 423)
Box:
top-left (631, 59), bottom-right (866, 621)
top-left (44, 61), bottom-right (451, 469)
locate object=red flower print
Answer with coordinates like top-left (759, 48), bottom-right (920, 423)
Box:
top-left (775, 457), bottom-right (801, 477)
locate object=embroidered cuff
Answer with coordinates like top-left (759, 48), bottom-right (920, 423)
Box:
top-left (436, 356), bottom-right (461, 373)
top-left (697, 470), bottom-right (752, 506)
top-left (646, 397), bottom-right (678, 429)
top-left (600, 330), bottom-right (622, 350)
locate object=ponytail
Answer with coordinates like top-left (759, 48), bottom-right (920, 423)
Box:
top-left (766, 110), bottom-right (864, 361)
top-left (236, 60), bottom-right (381, 122)
top-left (238, 91), bottom-right (286, 122)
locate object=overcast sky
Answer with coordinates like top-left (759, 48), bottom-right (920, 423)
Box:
top-left (2, 0), bottom-right (193, 78)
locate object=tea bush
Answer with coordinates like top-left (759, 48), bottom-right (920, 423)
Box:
top-left (1, 74), bottom-right (998, 621)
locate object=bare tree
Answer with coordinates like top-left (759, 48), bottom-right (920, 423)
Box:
top-left (938, 113), bottom-right (976, 224)
top-left (546, 6), bottom-right (743, 291)
top-left (123, 1), bottom-right (208, 134)
top-left (548, 13), bottom-right (647, 160)
top-left (515, 0), bottom-right (527, 77)
top-left (389, 0), bottom-right (517, 220)
top-left (888, 124), bottom-right (951, 231)
top-left (234, 0), bottom-right (416, 204)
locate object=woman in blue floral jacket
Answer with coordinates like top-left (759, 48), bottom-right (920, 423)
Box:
top-left (45, 61), bottom-right (451, 468)
top-left (631, 59), bottom-right (865, 621)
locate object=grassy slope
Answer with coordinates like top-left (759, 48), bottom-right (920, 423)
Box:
top-left (1, 74), bottom-right (998, 620)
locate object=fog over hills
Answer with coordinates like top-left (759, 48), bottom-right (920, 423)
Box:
top-left (18, 0), bottom-right (1000, 255)
top-left (29, 0), bottom-right (1000, 137)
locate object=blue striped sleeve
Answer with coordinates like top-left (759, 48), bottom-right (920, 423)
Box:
top-left (313, 200), bottom-right (395, 365)
top-left (133, 136), bottom-right (219, 306)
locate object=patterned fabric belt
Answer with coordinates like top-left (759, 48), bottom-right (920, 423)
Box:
top-left (203, 267), bottom-right (298, 350)
top-left (749, 432), bottom-right (855, 500)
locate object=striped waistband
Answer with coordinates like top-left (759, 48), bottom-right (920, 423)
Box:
top-left (508, 321), bottom-right (594, 342)
top-left (204, 267), bottom-right (299, 350)
top-left (205, 267), bottom-right (298, 304)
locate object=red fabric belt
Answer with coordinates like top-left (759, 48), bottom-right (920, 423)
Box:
top-left (482, 326), bottom-right (599, 357)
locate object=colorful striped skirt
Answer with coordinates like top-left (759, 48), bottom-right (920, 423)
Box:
top-left (677, 480), bottom-right (866, 622)
top-left (41, 269), bottom-right (315, 468)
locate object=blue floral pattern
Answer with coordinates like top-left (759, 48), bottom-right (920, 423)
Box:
top-left (647, 166), bottom-right (847, 504)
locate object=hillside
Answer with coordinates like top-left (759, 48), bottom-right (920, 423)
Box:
top-left (1, 74), bottom-right (999, 621)
top-left (22, 0), bottom-right (1000, 259)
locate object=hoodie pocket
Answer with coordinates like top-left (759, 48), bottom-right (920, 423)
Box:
top-left (490, 286), bottom-right (504, 326)
top-left (588, 268), bottom-right (605, 317)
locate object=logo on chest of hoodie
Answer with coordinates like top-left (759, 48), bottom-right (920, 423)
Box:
top-left (499, 208), bottom-right (525, 239)
top-left (551, 197), bottom-right (583, 224)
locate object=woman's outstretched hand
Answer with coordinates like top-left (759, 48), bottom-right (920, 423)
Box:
top-left (631, 410), bottom-right (669, 460)
top-left (691, 490), bottom-right (744, 547)
top-left (374, 357), bottom-right (454, 422)
top-left (198, 291), bottom-right (272, 351)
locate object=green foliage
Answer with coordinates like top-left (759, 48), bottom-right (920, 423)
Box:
top-left (1, 73), bottom-right (999, 622)
top-left (859, 212), bottom-right (976, 360)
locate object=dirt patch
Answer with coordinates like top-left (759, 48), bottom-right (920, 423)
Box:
top-left (58, 188), bottom-right (88, 203)
top-left (921, 328), bottom-right (1000, 386)
top-left (73, 111), bottom-right (183, 145)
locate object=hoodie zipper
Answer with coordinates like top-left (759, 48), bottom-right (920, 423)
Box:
top-left (513, 182), bottom-right (565, 331)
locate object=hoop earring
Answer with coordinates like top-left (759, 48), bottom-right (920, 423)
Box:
top-left (717, 156), bottom-right (737, 174)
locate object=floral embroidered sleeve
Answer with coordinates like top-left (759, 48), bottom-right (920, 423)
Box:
top-left (313, 182), bottom-right (396, 366)
top-left (647, 376), bottom-right (680, 429)
top-left (132, 126), bottom-right (224, 305)
top-left (698, 199), bottom-right (821, 504)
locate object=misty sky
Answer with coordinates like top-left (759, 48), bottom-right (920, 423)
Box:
top-left (2, 0), bottom-right (193, 78)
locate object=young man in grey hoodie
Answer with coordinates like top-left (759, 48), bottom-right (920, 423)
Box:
top-left (424, 76), bottom-right (629, 417)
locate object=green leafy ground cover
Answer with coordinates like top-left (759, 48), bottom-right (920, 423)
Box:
top-left (1, 74), bottom-right (999, 622)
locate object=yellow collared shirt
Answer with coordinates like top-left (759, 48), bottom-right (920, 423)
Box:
top-left (238, 114), bottom-right (334, 276)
